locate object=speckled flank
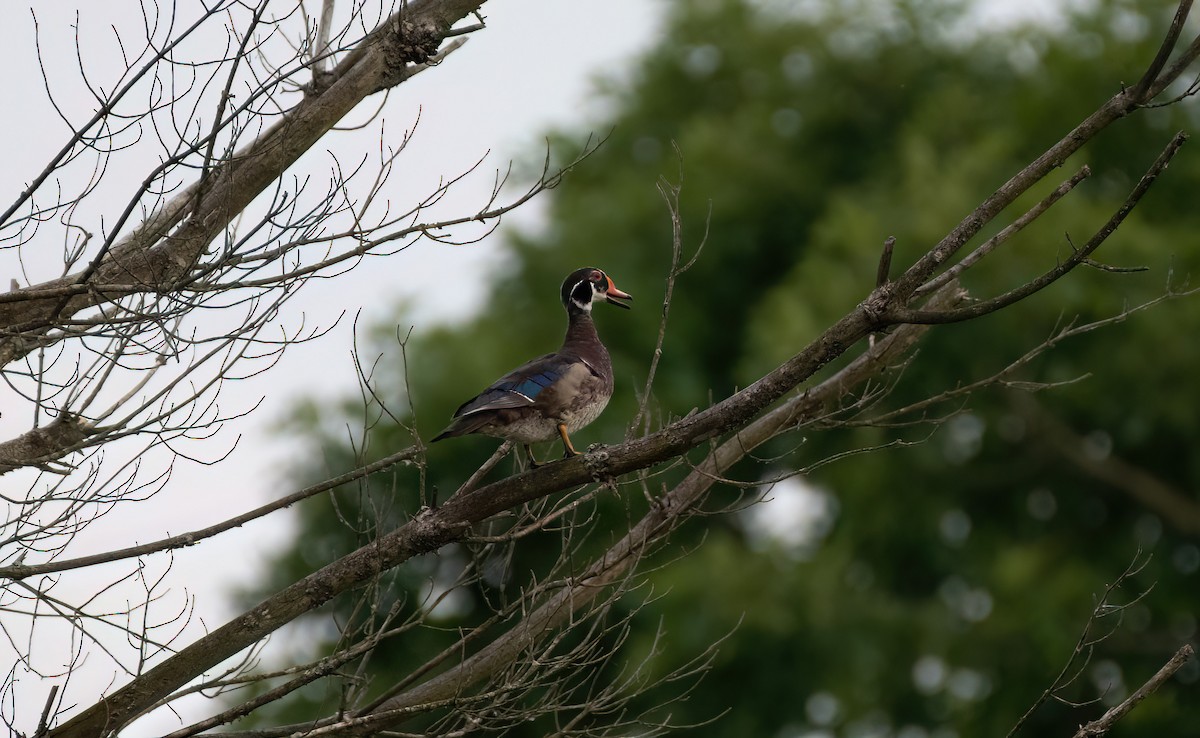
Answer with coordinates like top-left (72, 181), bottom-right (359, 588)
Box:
top-left (472, 366), bottom-right (612, 444)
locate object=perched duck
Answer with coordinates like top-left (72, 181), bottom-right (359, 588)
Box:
top-left (432, 267), bottom-right (632, 465)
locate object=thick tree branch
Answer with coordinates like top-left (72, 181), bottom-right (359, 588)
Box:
top-left (0, 414), bottom-right (90, 475)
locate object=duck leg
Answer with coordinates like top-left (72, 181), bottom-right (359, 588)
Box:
top-left (524, 444), bottom-right (546, 469)
top-left (557, 422), bottom-right (579, 458)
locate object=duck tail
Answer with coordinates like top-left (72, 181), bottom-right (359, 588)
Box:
top-left (431, 413), bottom-right (489, 442)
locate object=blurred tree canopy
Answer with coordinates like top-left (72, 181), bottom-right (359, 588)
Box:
top-left (245, 0), bottom-right (1200, 735)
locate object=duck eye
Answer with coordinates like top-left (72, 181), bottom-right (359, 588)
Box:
top-left (590, 270), bottom-right (603, 282)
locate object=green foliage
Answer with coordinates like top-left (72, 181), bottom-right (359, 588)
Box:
top-left (245, 0), bottom-right (1200, 734)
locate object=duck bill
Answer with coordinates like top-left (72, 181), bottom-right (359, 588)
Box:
top-left (605, 280), bottom-right (633, 309)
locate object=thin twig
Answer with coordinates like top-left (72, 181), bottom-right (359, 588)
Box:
top-left (916, 166), bottom-right (1092, 297)
top-left (629, 147), bottom-right (708, 437)
top-left (1006, 554), bottom-right (1154, 738)
top-left (35, 685), bottom-right (59, 738)
top-left (876, 236), bottom-right (896, 288)
top-left (445, 441), bottom-right (514, 503)
top-left (0, 444), bottom-right (423, 580)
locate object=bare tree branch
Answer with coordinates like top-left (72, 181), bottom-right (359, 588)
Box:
top-left (890, 132), bottom-right (1188, 324)
top-left (1072, 644), bottom-right (1194, 738)
top-left (0, 445), bottom-right (422, 581)
top-left (1008, 554), bottom-right (1156, 738)
top-left (0, 413), bottom-right (90, 475)
top-left (0, 0), bottom-right (485, 367)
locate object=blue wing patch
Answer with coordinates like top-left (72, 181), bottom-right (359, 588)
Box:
top-left (506, 370), bottom-right (560, 401)
top-left (453, 358), bottom-right (569, 417)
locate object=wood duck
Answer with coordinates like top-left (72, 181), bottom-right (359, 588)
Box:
top-left (432, 267), bottom-right (632, 465)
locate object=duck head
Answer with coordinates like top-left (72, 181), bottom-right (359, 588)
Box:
top-left (561, 267), bottom-right (632, 313)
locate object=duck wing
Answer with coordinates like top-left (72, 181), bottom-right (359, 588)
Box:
top-left (451, 353), bottom-right (575, 418)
